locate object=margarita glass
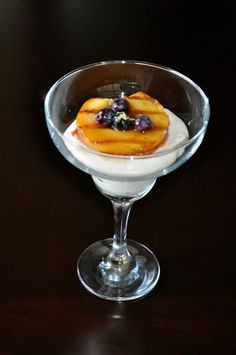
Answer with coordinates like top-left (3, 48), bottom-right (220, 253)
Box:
top-left (44, 60), bottom-right (210, 301)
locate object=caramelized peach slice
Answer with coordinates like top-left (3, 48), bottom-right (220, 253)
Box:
top-left (76, 92), bottom-right (169, 155)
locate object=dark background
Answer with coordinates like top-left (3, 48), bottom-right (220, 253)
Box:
top-left (0, 1), bottom-right (235, 354)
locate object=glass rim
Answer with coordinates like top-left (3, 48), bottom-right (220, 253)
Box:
top-left (44, 59), bottom-right (210, 160)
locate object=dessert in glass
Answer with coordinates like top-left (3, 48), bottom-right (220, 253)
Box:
top-left (44, 60), bottom-right (210, 301)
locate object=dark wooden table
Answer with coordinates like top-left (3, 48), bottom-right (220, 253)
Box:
top-left (1, 1), bottom-right (235, 354)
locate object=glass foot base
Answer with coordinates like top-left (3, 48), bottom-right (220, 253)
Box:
top-left (77, 238), bottom-right (160, 301)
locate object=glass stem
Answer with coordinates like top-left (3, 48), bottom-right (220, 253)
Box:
top-left (110, 199), bottom-right (133, 262)
top-left (98, 198), bottom-right (136, 286)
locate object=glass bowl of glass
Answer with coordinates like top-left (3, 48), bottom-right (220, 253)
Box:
top-left (44, 60), bottom-right (210, 301)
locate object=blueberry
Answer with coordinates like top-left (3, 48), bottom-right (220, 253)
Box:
top-left (111, 98), bottom-right (129, 113)
top-left (95, 108), bottom-right (115, 126)
top-left (134, 115), bottom-right (153, 131)
top-left (112, 118), bottom-right (132, 131)
top-left (111, 112), bottom-right (133, 131)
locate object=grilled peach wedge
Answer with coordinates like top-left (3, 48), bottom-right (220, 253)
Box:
top-left (76, 92), bottom-right (169, 155)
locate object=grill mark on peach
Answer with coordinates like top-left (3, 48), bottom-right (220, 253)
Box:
top-left (80, 108), bottom-right (164, 115)
top-left (80, 109), bottom-right (98, 113)
top-left (89, 139), bottom-right (167, 155)
top-left (78, 123), bottom-right (102, 129)
top-left (78, 124), bottom-right (166, 132)
top-left (128, 96), bottom-right (154, 100)
top-left (90, 140), bottom-right (160, 145)
top-left (130, 109), bottom-right (164, 115)
top-left (88, 135), bottom-right (166, 144)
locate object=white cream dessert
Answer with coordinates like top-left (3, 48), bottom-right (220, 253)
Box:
top-left (63, 96), bottom-right (189, 197)
top-left (64, 108), bottom-right (188, 176)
